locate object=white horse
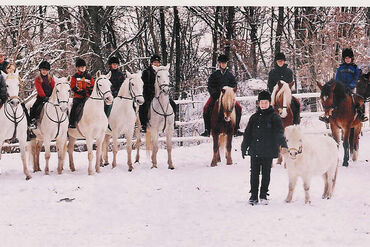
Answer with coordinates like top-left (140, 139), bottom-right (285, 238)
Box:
top-left (67, 71), bottom-right (113, 175)
top-left (29, 77), bottom-right (70, 175)
top-left (0, 70), bottom-right (31, 180)
top-left (283, 125), bottom-right (339, 204)
top-left (102, 71), bottom-right (144, 171)
top-left (145, 64), bottom-right (174, 169)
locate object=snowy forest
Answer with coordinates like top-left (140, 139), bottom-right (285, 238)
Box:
top-left (0, 6), bottom-right (369, 99)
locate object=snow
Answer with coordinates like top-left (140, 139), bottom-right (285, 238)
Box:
top-left (0, 130), bottom-right (370, 246)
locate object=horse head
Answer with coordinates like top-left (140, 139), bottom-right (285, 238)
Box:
top-left (319, 80), bottom-right (339, 116)
top-left (126, 71), bottom-right (145, 105)
top-left (53, 76), bottom-right (71, 113)
top-left (284, 125), bottom-right (303, 160)
top-left (2, 70), bottom-right (20, 107)
top-left (220, 86), bottom-right (237, 122)
top-left (95, 70), bottom-right (113, 105)
top-left (153, 64), bottom-right (171, 96)
top-left (273, 80), bottom-right (292, 118)
top-left (356, 71), bottom-right (370, 99)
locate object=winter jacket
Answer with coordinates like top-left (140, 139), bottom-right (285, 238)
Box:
top-left (142, 66), bottom-right (156, 101)
top-left (241, 106), bottom-right (287, 158)
top-left (335, 63), bottom-right (359, 90)
top-left (70, 71), bottom-right (95, 99)
top-left (267, 64), bottom-right (293, 93)
top-left (35, 74), bottom-right (55, 98)
top-left (0, 60), bottom-right (9, 74)
top-left (109, 69), bottom-right (125, 97)
top-left (208, 69), bottom-right (237, 100)
top-left (0, 74), bottom-right (7, 102)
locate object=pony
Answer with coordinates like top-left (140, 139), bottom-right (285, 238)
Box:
top-left (0, 70), bottom-right (31, 180)
top-left (271, 80), bottom-right (295, 165)
top-left (145, 64), bottom-right (174, 169)
top-left (210, 86), bottom-right (237, 167)
top-left (283, 125), bottom-right (339, 204)
top-left (317, 79), bottom-right (362, 166)
top-left (67, 71), bottom-right (113, 175)
top-left (102, 71), bottom-right (144, 172)
top-left (29, 77), bottom-right (70, 175)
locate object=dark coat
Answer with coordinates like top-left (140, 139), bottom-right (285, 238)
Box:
top-left (0, 74), bottom-right (7, 102)
top-left (142, 66), bottom-right (156, 101)
top-left (70, 71), bottom-right (95, 99)
top-left (335, 63), bottom-right (359, 90)
top-left (109, 69), bottom-right (125, 97)
top-left (0, 60), bottom-right (9, 74)
top-left (208, 69), bottom-right (237, 100)
top-left (241, 106), bottom-right (287, 158)
top-left (267, 64), bottom-right (293, 93)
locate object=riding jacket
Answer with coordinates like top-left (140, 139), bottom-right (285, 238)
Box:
top-left (70, 71), bottom-right (95, 99)
top-left (142, 66), bottom-right (156, 102)
top-left (109, 69), bottom-right (125, 98)
top-left (267, 64), bottom-right (293, 93)
top-left (336, 63), bottom-right (359, 90)
top-left (35, 73), bottom-right (55, 98)
top-left (208, 69), bottom-right (237, 100)
top-left (241, 106), bottom-right (287, 158)
top-left (0, 60), bottom-right (9, 74)
top-left (0, 74), bottom-right (7, 103)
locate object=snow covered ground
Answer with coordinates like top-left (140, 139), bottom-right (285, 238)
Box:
top-left (0, 132), bottom-right (370, 247)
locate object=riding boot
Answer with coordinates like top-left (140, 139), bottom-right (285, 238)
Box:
top-left (200, 111), bottom-right (211, 137)
top-left (234, 105), bottom-right (243, 136)
top-left (170, 98), bottom-right (177, 129)
top-left (356, 104), bottom-right (368, 122)
top-left (69, 101), bottom-right (78, 128)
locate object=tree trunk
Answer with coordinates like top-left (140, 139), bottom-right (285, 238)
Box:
top-left (174, 6), bottom-right (181, 100)
top-left (225, 6), bottom-right (235, 60)
top-left (275, 7), bottom-right (284, 55)
top-left (212, 7), bottom-right (220, 71)
top-left (159, 7), bottom-right (168, 65)
top-left (147, 7), bottom-right (160, 55)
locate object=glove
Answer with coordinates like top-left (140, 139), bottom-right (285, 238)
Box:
top-left (78, 90), bottom-right (87, 97)
top-left (241, 146), bottom-right (247, 159)
top-left (43, 96), bottom-right (49, 102)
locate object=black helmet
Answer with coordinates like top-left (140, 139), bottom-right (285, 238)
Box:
top-left (258, 90), bottom-right (271, 102)
top-left (217, 54), bottom-right (229, 63)
top-left (342, 48), bottom-right (354, 60)
top-left (108, 56), bottom-right (120, 65)
top-left (275, 52), bottom-right (286, 61)
top-left (150, 54), bottom-right (161, 63)
top-left (39, 61), bottom-right (50, 70)
top-left (75, 58), bottom-right (86, 67)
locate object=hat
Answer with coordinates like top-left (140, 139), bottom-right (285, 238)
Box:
top-left (75, 58), bottom-right (86, 67)
top-left (108, 56), bottom-right (120, 65)
top-left (217, 54), bottom-right (229, 63)
top-left (39, 61), bottom-right (51, 70)
top-left (275, 52), bottom-right (286, 61)
top-left (342, 48), bottom-right (354, 60)
top-left (258, 90), bottom-right (271, 101)
top-left (150, 54), bottom-right (161, 63)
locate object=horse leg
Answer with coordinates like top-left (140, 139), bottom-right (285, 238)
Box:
top-left (112, 133), bottom-right (118, 169)
top-left (322, 173), bottom-right (329, 199)
top-left (35, 140), bottom-right (43, 172)
top-left (342, 128), bottom-right (350, 167)
top-left (166, 131), bottom-right (174, 170)
top-left (19, 139), bottom-right (32, 180)
top-left (135, 117), bottom-right (141, 163)
top-left (352, 125), bottom-right (361, 161)
top-left (95, 137), bottom-right (103, 173)
top-left (303, 177), bottom-right (312, 204)
top-left (211, 133), bottom-right (219, 167)
top-left (43, 139), bottom-right (51, 175)
top-left (102, 134), bottom-right (110, 167)
top-left (56, 138), bottom-right (67, 174)
top-left (285, 175), bottom-right (297, 203)
top-left (67, 137), bottom-right (76, 172)
top-left (127, 134), bottom-right (134, 172)
top-left (151, 131), bottom-right (159, 169)
top-left (226, 133), bottom-right (232, 165)
top-left (30, 139), bottom-right (38, 172)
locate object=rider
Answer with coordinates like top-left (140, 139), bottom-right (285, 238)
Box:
top-left (139, 54), bottom-right (176, 132)
top-left (0, 50), bottom-right (9, 74)
top-left (29, 61), bottom-right (55, 129)
top-left (200, 54), bottom-right (243, 137)
top-left (104, 56), bottom-right (125, 116)
top-left (5, 63), bottom-right (16, 74)
top-left (319, 48), bottom-right (367, 123)
top-left (69, 58), bottom-right (95, 128)
top-left (0, 70), bottom-right (7, 106)
top-left (268, 52), bottom-right (300, 124)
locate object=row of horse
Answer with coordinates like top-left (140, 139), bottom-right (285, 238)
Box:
top-left (0, 65), bottom-right (175, 180)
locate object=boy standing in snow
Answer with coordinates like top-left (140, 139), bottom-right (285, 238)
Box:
top-left (241, 90), bottom-right (287, 205)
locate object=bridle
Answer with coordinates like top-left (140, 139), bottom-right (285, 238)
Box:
top-left (288, 146), bottom-right (303, 155)
top-left (89, 77), bottom-right (112, 101)
top-left (117, 78), bottom-right (143, 104)
top-left (3, 96), bottom-right (25, 143)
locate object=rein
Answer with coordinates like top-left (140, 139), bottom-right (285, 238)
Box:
top-left (89, 78), bottom-right (112, 101)
top-left (3, 96), bottom-right (25, 142)
top-left (44, 102), bottom-right (68, 139)
top-left (117, 78), bottom-right (143, 104)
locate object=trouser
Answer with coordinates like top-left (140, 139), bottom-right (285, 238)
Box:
top-left (30, 97), bottom-right (46, 121)
top-left (290, 97), bottom-right (300, 124)
top-left (202, 97), bottom-right (242, 131)
top-left (250, 157), bottom-right (273, 198)
top-left (104, 103), bottom-right (112, 117)
top-left (69, 98), bottom-right (85, 126)
top-left (139, 97), bottom-right (177, 129)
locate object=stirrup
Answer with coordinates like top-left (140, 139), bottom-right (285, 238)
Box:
top-left (319, 116), bottom-right (330, 124)
top-left (360, 115), bottom-right (368, 122)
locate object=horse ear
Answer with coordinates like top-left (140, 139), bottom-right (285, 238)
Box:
top-left (289, 81), bottom-right (294, 89)
top-left (126, 71), bottom-right (132, 78)
top-left (67, 76), bottom-right (71, 83)
top-left (95, 70), bottom-right (101, 78)
top-left (233, 86), bottom-right (237, 93)
top-left (1, 70), bottom-right (6, 78)
top-left (165, 64), bottom-right (170, 70)
top-left (221, 88), bottom-right (226, 94)
top-left (152, 66), bottom-right (159, 73)
top-left (330, 82), bottom-right (336, 90)
top-left (278, 80), bottom-right (282, 87)
top-left (316, 81), bottom-right (323, 90)
top-left (106, 71), bottom-right (111, 80)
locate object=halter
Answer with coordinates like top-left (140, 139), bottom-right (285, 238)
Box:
top-left (288, 146), bottom-right (303, 155)
top-left (3, 96), bottom-right (25, 142)
top-left (89, 77), bottom-right (112, 101)
top-left (117, 78), bottom-right (143, 104)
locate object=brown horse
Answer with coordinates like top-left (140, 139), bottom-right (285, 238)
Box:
top-left (210, 86), bottom-right (237, 167)
top-left (317, 79), bottom-right (362, 167)
top-left (271, 80), bottom-right (296, 164)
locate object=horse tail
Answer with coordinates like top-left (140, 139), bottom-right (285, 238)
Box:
top-left (332, 162), bottom-right (339, 193)
top-left (145, 128), bottom-right (152, 157)
top-left (218, 134), bottom-right (226, 153)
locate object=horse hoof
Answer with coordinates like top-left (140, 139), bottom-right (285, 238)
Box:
top-left (104, 162), bottom-right (109, 167)
top-left (210, 164), bottom-right (217, 167)
top-left (128, 168), bottom-right (133, 172)
top-left (25, 176), bottom-right (32, 180)
top-left (168, 167), bottom-right (175, 170)
top-left (151, 166), bottom-right (157, 169)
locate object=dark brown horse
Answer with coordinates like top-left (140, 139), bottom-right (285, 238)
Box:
top-left (317, 79), bottom-right (362, 166)
top-left (210, 86), bottom-right (237, 167)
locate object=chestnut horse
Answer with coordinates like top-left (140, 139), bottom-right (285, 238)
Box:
top-left (210, 86), bottom-right (237, 167)
top-left (317, 79), bottom-right (361, 167)
top-left (271, 80), bottom-right (296, 164)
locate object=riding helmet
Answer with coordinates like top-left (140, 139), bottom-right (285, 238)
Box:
top-left (217, 54), bottom-right (229, 63)
top-left (342, 48), bottom-right (354, 60)
top-left (108, 56), bottom-right (120, 65)
top-left (258, 90), bottom-right (271, 102)
top-left (150, 54), bottom-right (161, 63)
top-left (275, 52), bottom-right (286, 61)
top-left (75, 58), bottom-right (86, 67)
top-left (39, 61), bottom-right (51, 70)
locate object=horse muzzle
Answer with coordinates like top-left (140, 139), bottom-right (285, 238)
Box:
top-left (135, 97), bottom-right (145, 106)
top-left (104, 95), bottom-right (113, 105)
top-left (9, 98), bottom-right (20, 107)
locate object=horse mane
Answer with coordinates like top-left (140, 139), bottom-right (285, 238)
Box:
top-left (49, 83), bottom-right (57, 102)
top-left (117, 77), bottom-right (128, 97)
top-left (274, 81), bottom-right (292, 107)
top-left (322, 79), bottom-right (346, 107)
